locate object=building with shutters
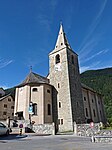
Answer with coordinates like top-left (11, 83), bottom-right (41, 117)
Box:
top-left (0, 88), bottom-right (14, 120)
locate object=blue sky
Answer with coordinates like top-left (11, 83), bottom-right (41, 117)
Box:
top-left (0, 0), bottom-right (112, 89)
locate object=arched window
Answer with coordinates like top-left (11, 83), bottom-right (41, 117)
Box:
top-left (84, 97), bottom-right (86, 101)
top-left (48, 104), bottom-right (51, 115)
top-left (55, 54), bottom-right (60, 64)
top-left (32, 88), bottom-right (38, 92)
top-left (47, 89), bottom-right (50, 93)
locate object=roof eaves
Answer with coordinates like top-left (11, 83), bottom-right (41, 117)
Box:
top-left (0, 93), bottom-right (12, 101)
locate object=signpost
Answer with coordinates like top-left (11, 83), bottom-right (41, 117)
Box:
top-left (29, 102), bottom-right (33, 130)
top-left (19, 123), bottom-right (23, 135)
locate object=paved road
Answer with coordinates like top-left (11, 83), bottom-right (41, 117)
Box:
top-left (0, 134), bottom-right (112, 150)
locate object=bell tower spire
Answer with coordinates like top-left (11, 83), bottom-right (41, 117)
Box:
top-left (55, 23), bottom-right (71, 49)
top-left (50, 23), bottom-right (71, 55)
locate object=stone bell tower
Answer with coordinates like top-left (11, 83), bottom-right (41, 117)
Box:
top-left (49, 24), bottom-right (85, 132)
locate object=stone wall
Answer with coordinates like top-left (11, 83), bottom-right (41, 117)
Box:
top-left (76, 123), bottom-right (100, 136)
top-left (32, 123), bottom-right (55, 135)
top-left (75, 123), bottom-right (112, 143)
top-left (92, 136), bottom-right (112, 143)
top-left (91, 130), bottom-right (112, 143)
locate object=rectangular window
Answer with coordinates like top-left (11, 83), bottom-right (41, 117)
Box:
top-left (8, 98), bottom-right (11, 102)
top-left (59, 102), bottom-right (61, 108)
top-left (58, 119), bottom-right (63, 125)
top-left (4, 104), bottom-right (7, 108)
top-left (11, 106), bottom-right (14, 109)
top-left (58, 83), bottom-right (60, 88)
top-left (33, 103), bottom-right (37, 115)
top-left (61, 119), bottom-right (63, 125)
top-left (86, 108), bottom-right (88, 117)
top-left (48, 104), bottom-right (51, 115)
top-left (3, 112), bottom-right (7, 115)
top-left (93, 109), bottom-right (96, 117)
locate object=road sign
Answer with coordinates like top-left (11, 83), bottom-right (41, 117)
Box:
top-left (19, 124), bottom-right (23, 128)
top-left (90, 122), bottom-right (94, 128)
top-left (29, 105), bottom-right (33, 113)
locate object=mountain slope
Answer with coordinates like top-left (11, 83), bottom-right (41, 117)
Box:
top-left (80, 67), bottom-right (112, 120)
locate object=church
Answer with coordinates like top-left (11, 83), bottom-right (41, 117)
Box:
top-left (14, 24), bottom-right (106, 132)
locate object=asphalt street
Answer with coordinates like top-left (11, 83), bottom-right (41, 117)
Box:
top-left (0, 134), bottom-right (112, 150)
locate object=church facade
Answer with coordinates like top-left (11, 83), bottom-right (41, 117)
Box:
top-left (14, 24), bottom-right (106, 132)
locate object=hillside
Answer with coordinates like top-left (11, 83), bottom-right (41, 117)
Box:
top-left (81, 67), bottom-right (112, 120)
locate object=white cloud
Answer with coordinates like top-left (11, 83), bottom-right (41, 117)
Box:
top-left (0, 59), bottom-right (13, 69)
top-left (80, 66), bottom-right (90, 73)
top-left (79, 0), bottom-right (107, 59)
top-left (37, 0), bottom-right (58, 32)
top-left (80, 64), bottom-right (112, 74)
top-left (80, 61), bottom-right (101, 73)
top-left (78, 0), bottom-right (109, 73)
top-left (81, 48), bottom-right (109, 63)
top-left (79, 37), bottom-right (100, 60)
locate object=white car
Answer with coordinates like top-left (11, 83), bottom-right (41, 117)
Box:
top-left (0, 122), bottom-right (11, 136)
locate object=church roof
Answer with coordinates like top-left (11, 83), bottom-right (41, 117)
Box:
top-left (17, 72), bottom-right (49, 87)
top-left (81, 83), bottom-right (97, 93)
top-left (49, 23), bottom-right (75, 55)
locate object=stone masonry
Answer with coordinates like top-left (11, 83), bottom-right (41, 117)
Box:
top-left (49, 24), bottom-right (85, 132)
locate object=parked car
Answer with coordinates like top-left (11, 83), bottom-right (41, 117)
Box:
top-left (0, 122), bottom-right (11, 136)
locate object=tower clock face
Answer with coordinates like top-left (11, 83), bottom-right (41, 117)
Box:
top-left (54, 63), bottom-right (61, 71)
top-left (20, 87), bottom-right (23, 92)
